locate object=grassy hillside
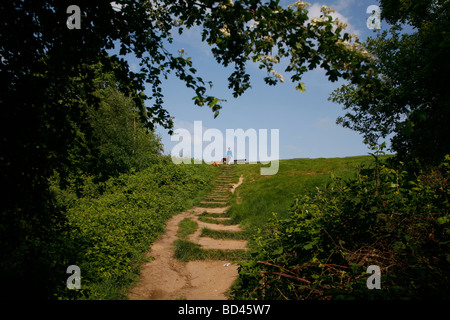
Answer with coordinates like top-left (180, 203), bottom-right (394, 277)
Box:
top-left (229, 154), bottom-right (450, 300)
top-left (228, 155), bottom-right (384, 232)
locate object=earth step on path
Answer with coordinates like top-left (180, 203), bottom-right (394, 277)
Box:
top-left (127, 167), bottom-right (245, 300)
top-left (206, 193), bottom-right (229, 197)
top-left (198, 201), bottom-right (228, 207)
top-left (204, 193), bottom-right (229, 198)
top-left (198, 171), bottom-right (235, 208)
top-left (204, 195), bottom-right (229, 199)
top-left (192, 171), bottom-right (247, 250)
top-left (206, 195), bottom-right (229, 199)
top-left (203, 198), bottom-right (228, 202)
top-left (205, 216), bottom-right (231, 221)
top-left (188, 215), bottom-right (247, 250)
top-left (197, 206), bottom-right (228, 214)
top-left (202, 199), bottom-right (229, 203)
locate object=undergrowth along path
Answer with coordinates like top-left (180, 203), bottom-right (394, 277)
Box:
top-left (127, 165), bottom-right (245, 300)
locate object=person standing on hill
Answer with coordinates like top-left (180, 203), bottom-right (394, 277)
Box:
top-left (226, 147), bottom-right (233, 165)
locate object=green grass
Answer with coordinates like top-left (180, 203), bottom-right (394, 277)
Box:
top-left (198, 216), bottom-right (237, 225)
top-left (173, 239), bottom-right (249, 262)
top-left (198, 202), bottom-right (229, 208)
top-left (177, 218), bottom-right (198, 239)
top-left (200, 228), bottom-right (249, 240)
top-left (229, 155), bottom-right (389, 233)
top-left (199, 211), bottom-right (232, 218)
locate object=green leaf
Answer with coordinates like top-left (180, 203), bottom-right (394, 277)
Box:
top-left (350, 263), bottom-right (361, 274)
top-left (303, 242), bottom-right (314, 250)
top-left (274, 247), bottom-right (284, 255)
top-left (295, 82), bottom-right (306, 93)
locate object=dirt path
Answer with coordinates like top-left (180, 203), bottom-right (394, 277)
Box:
top-left (127, 168), bottom-right (245, 300)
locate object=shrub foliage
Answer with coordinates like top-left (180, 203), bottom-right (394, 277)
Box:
top-left (231, 156), bottom-right (450, 300)
top-left (51, 158), bottom-right (216, 299)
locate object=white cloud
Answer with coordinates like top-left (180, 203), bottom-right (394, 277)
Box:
top-left (283, 144), bottom-right (303, 153)
top-left (332, 0), bottom-right (356, 11)
top-left (170, 119), bottom-right (207, 160)
top-left (170, 24), bottom-right (212, 58)
top-left (172, 119), bottom-right (208, 147)
top-left (130, 62), bottom-right (139, 73)
top-left (313, 117), bottom-right (334, 131)
top-left (296, 135), bottom-right (313, 142)
top-left (307, 2), bottom-right (362, 36)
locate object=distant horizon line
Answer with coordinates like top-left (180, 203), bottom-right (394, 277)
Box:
top-left (165, 153), bottom-right (396, 163)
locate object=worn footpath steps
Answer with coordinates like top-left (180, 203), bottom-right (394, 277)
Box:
top-left (127, 166), bottom-right (246, 300)
top-left (190, 168), bottom-right (246, 251)
top-left (198, 170), bottom-right (236, 208)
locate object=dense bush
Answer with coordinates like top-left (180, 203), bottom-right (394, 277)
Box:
top-left (231, 156), bottom-right (450, 300)
top-left (51, 158), bottom-right (217, 299)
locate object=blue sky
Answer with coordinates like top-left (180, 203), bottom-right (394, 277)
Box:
top-left (128, 0), bottom-right (388, 160)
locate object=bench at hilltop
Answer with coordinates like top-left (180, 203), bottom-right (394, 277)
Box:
top-left (220, 158), bottom-right (246, 164)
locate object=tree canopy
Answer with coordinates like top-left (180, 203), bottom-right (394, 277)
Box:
top-left (8, 0), bottom-right (448, 299)
top-left (330, 0), bottom-right (450, 165)
top-left (1, 0), bottom-right (375, 298)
